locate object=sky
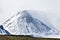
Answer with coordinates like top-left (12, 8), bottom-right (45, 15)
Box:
top-left (0, 0), bottom-right (60, 30)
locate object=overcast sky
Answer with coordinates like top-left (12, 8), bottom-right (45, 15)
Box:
top-left (0, 0), bottom-right (60, 30)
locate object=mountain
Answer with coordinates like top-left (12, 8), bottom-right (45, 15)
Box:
top-left (2, 10), bottom-right (60, 37)
top-left (18, 10), bottom-right (51, 33)
top-left (17, 10), bottom-right (60, 37)
top-left (0, 25), bottom-right (10, 35)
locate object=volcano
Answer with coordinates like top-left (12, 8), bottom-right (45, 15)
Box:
top-left (2, 10), bottom-right (60, 38)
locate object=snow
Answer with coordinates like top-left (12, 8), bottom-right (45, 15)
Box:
top-left (2, 10), bottom-right (60, 38)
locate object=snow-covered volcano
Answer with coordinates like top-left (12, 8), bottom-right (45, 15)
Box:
top-left (18, 10), bottom-right (51, 34)
top-left (2, 10), bottom-right (60, 38)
